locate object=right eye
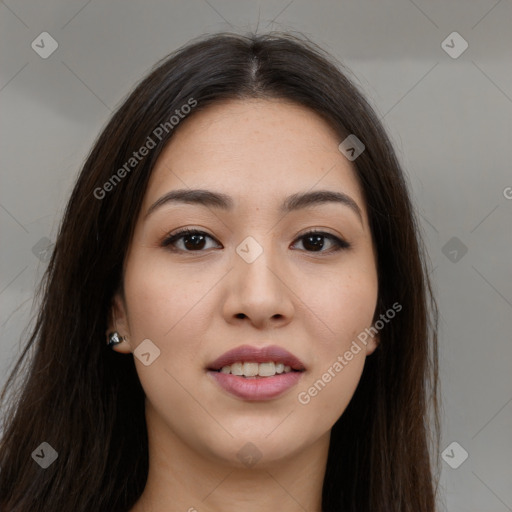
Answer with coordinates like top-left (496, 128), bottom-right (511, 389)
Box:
top-left (161, 228), bottom-right (221, 252)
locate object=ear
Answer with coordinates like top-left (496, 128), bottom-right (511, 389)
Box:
top-left (365, 334), bottom-right (380, 356)
top-left (106, 290), bottom-right (133, 354)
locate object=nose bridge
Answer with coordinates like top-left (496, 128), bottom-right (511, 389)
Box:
top-left (225, 232), bottom-right (293, 324)
top-left (235, 234), bottom-right (281, 295)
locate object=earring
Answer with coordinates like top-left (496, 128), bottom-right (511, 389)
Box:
top-left (107, 331), bottom-right (125, 348)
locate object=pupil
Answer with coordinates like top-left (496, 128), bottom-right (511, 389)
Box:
top-left (184, 234), bottom-right (205, 250)
top-left (182, 234), bottom-right (326, 251)
top-left (304, 235), bottom-right (323, 251)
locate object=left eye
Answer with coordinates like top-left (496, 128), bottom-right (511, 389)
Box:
top-left (161, 229), bottom-right (350, 253)
top-left (162, 229), bottom-right (221, 251)
top-left (293, 231), bottom-right (350, 252)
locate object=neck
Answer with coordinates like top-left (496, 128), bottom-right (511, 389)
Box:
top-left (130, 401), bottom-right (329, 512)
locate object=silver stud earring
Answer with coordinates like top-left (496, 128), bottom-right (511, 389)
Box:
top-left (107, 331), bottom-right (125, 348)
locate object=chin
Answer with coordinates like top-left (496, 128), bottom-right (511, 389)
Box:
top-left (199, 427), bottom-right (313, 469)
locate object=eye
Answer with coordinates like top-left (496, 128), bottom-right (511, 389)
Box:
top-left (161, 228), bottom-right (351, 253)
top-left (291, 230), bottom-right (350, 253)
top-left (161, 228), bottom-right (220, 252)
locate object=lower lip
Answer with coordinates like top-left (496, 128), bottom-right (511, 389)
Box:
top-left (208, 370), bottom-right (303, 401)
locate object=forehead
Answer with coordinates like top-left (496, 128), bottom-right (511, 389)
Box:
top-left (142, 98), bottom-right (366, 217)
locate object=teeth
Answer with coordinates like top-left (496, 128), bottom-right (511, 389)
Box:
top-left (258, 362), bottom-right (276, 376)
top-left (217, 361), bottom-right (296, 377)
top-left (243, 362), bottom-right (259, 377)
top-left (231, 362), bottom-right (243, 376)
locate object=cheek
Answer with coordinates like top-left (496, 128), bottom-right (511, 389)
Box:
top-left (295, 261), bottom-right (378, 347)
top-left (124, 250), bottom-right (213, 342)
top-left (321, 275), bottom-right (376, 334)
top-left (297, 351), bottom-right (366, 422)
top-left (293, 263), bottom-right (377, 419)
top-left (295, 283), bottom-right (374, 427)
top-left (122, 253), bottom-right (216, 410)
top-left (122, 249), bottom-right (225, 404)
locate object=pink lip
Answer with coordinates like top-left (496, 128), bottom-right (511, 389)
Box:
top-left (207, 344), bottom-right (306, 371)
top-left (208, 371), bottom-right (303, 401)
top-left (206, 344), bottom-right (306, 401)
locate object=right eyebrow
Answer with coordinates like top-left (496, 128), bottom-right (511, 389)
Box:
top-left (145, 188), bottom-right (363, 226)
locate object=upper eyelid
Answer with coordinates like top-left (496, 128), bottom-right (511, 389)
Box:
top-left (164, 228), bottom-right (343, 240)
top-left (162, 228), bottom-right (348, 248)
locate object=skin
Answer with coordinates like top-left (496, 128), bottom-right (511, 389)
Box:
top-left (108, 98), bottom-right (380, 512)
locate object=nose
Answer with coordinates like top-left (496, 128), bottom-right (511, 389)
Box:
top-left (222, 242), bottom-right (295, 329)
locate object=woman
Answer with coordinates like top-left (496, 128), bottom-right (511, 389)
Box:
top-left (0, 32), bottom-right (440, 511)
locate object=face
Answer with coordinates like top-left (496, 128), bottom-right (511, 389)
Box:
top-left (109, 98), bottom-right (379, 468)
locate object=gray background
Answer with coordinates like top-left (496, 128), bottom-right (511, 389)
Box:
top-left (1, 1), bottom-right (511, 510)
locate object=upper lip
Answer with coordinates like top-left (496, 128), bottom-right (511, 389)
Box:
top-left (207, 344), bottom-right (306, 371)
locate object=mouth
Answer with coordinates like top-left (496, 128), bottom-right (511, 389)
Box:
top-left (206, 344), bottom-right (306, 401)
top-left (210, 362), bottom-right (302, 378)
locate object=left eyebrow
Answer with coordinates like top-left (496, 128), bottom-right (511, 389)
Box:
top-left (144, 188), bottom-right (363, 225)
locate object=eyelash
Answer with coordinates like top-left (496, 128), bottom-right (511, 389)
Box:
top-left (161, 228), bottom-right (351, 254)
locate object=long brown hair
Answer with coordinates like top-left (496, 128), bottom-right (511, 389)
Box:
top-left (0, 31), bottom-right (440, 511)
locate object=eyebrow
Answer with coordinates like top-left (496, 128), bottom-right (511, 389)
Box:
top-left (145, 188), bottom-right (363, 224)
